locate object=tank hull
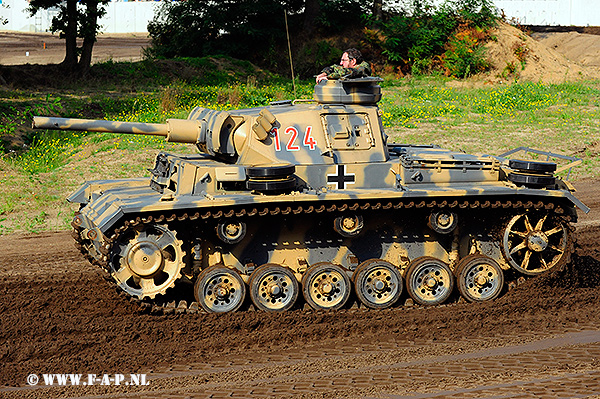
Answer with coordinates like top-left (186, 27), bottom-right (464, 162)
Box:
top-left (70, 147), bottom-right (580, 310)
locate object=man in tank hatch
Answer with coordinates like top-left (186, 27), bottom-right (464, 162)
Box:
top-left (315, 48), bottom-right (372, 84)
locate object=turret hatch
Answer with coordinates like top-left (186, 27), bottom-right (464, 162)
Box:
top-left (322, 113), bottom-right (374, 151)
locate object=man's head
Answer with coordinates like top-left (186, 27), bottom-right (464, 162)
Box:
top-left (340, 48), bottom-right (363, 68)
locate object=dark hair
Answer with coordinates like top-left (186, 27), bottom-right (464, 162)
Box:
top-left (344, 48), bottom-right (363, 64)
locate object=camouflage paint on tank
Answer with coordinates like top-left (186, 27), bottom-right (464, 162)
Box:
top-left (33, 77), bottom-right (588, 310)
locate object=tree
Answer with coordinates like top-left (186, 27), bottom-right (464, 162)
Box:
top-left (303, 0), bottom-right (320, 34)
top-left (28, 0), bottom-right (109, 73)
top-left (146, 0), bottom-right (370, 76)
top-left (373, 0), bottom-right (383, 20)
top-left (147, 0), bottom-right (305, 63)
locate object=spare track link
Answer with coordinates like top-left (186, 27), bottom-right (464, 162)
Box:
top-left (71, 198), bottom-right (574, 314)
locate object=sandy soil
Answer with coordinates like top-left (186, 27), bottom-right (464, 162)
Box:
top-left (485, 22), bottom-right (600, 82)
top-left (0, 31), bottom-right (150, 66)
top-left (531, 31), bottom-right (600, 67)
top-left (0, 180), bottom-right (598, 398)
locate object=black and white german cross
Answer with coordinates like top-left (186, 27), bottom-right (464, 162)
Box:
top-left (327, 165), bottom-right (356, 190)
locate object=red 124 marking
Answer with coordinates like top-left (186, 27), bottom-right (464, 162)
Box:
top-left (273, 127), bottom-right (281, 151)
top-left (285, 127), bottom-right (300, 151)
top-left (273, 126), bottom-right (317, 152)
top-left (303, 126), bottom-right (317, 150)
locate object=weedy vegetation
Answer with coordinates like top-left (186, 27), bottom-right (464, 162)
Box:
top-left (0, 59), bottom-right (599, 234)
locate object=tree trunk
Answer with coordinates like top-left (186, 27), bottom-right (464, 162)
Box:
top-left (62, 0), bottom-right (78, 69)
top-left (303, 0), bottom-right (320, 35)
top-left (373, 0), bottom-right (383, 21)
top-left (78, 37), bottom-right (95, 74)
top-left (78, 0), bottom-right (101, 73)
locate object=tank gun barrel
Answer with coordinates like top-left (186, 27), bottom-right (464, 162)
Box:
top-left (32, 116), bottom-right (207, 145)
top-left (33, 116), bottom-right (169, 136)
top-left (34, 108), bottom-right (247, 159)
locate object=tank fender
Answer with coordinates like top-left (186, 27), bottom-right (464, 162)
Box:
top-left (563, 191), bottom-right (590, 214)
top-left (67, 178), bottom-right (149, 205)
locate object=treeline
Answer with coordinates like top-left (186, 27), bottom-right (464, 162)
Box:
top-left (147, 0), bottom-right (498, 79)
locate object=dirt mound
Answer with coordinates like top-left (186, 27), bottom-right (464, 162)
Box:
top-left (485, 22), bottom-right (600, 82)
top-left (531, 31), bottom-right (600, 67)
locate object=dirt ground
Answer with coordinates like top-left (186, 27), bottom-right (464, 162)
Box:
top-left (0, 31), bottom-right (150, 66)
top-left (1, 27), bottom-right (600, 399)
top-left (0, 180), bottom-right (598, 398)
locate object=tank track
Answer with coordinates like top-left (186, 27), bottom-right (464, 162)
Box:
top-left (72, 197), bottom-right (575, 314)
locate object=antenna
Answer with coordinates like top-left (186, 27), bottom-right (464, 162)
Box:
top-left (284, 9), bottom-right (297, 99)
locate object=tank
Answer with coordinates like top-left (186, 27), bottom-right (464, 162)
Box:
top-left (33, 77), bottom-right (589, 313)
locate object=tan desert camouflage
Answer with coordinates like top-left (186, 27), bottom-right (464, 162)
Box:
top-left (33, 77), bottom-right (589, 313)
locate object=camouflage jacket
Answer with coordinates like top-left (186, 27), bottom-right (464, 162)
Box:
top-left (320, 61), bottom-right (372, 80)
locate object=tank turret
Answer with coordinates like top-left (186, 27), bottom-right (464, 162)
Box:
top-left (31, 78), bottom-right (588, 314)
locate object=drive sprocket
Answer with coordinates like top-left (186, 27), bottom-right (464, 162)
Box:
top-left (108, 223), bottom-right (185, 299)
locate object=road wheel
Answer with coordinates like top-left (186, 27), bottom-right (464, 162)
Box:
top-left (353, 259), bottom-right (402, 309)
top-left (406, 257), bottom-right (454, 306)
top-left (194, 265), bottom-right (246, 313)
top-left (456, 255), bottom-right (504, 302)
top-left (249, 264), bottom-right (299, 312)
top-left (302, 262), bottom-right (351, 310)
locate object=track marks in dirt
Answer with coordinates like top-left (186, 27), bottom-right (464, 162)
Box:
top-left (0, 181), bottom-right (599, 396)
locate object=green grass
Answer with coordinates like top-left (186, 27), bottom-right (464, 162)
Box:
top-left (0, 61), bottom-right (599, 234)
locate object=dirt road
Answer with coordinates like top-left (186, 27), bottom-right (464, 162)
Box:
top-left (0, 31), bottom-right (150, 65)
top-left (0, 180), bottom-right (598, 398)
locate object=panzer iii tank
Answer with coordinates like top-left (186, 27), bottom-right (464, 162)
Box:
top-left (33, 78), bottom-right (589, 313)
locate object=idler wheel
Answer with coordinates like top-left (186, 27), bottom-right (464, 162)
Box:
top-left (456, 255), bottom-right (504, 302)
top-left (302, 262), bottom-right (351, 310)
top-left (249, 264), bottom-right (299, 312)
top-left (406, 257), bottom-right (454, 306)
top-left (333, 214), bottom-right (364, 237)
top-left (194, 265), bottom-right (246, 313)
top-left (353, 259), bottom-right (403, 309)
top-left (502, 212), bottom-right (570, 275)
